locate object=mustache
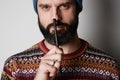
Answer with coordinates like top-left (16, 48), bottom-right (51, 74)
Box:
top-left (47, 21), bottom-right (70, 30)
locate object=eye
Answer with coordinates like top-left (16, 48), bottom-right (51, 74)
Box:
top-left (39, 5), bottom-right (50, 11)
top-left (60, 4), bottom-right (70, 10)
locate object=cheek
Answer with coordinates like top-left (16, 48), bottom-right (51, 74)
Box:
top-left (62, 10), bottom-right (76, 24)
top-left (38, 12), bottom-right (51, 28)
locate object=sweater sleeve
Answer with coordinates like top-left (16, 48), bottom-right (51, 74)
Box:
top-left (1, 57), bottom-right (17, 80)
top-left (1, 69), bottom-right (14, 80)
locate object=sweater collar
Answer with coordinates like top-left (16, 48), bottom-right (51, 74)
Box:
top-left (38, 39), bottom-right (88, 60)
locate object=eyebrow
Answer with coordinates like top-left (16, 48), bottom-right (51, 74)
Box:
top-left (59, 2), bottom-right (72, 6)
top-left (38, 4), bottom-right (50, 7)
top-left (38, 1), bottom-right (72, 7)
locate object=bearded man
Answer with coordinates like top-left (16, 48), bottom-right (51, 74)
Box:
top-left (1, 0), bottom-right (120, 80)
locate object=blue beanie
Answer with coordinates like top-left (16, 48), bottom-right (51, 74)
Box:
top-left (33, 0), bottom-right (82, 13)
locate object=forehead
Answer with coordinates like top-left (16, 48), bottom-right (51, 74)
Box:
top-left (38, 0), bottom-right (74, 5)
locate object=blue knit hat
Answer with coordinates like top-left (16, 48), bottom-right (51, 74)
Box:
top-left (33, 0), bottom-right (82, 13)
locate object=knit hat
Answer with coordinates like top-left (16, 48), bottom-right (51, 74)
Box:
top-left (33, 0), bottom-right (83, 13)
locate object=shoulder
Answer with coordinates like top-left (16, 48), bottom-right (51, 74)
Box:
top-left (85, 45), bottom-right (120, 76)
top-left (2, 42), bottom-right (44, 78)
top-left (3, 42), bottom-right (44, 70)
top-left (5, 43), bottom-right (43, 63)
top-left (86, 45), bottom-right (117, 62)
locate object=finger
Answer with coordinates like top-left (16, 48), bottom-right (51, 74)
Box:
top-left (54, 60), bottom-right (61, 70)
top-left (47, 46), bottom-right (64, 55)
top-left (37, 61), bottom-right (58, 78)
top-left (41, 59), bottom-right (61, 70)
top-left (42, 62), bottom-right (58, 78)
top-left (41, 53), bottom-right (62, 62)
top-left (42, 59), bottom-right (55, 66)
top-left (53, 46), bottom-right (64, 54)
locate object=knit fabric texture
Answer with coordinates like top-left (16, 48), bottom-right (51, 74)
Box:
top-left (1, 39), bottom-right (120, 80)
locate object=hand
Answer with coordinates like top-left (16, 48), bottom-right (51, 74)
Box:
top-left (34, 46), bottom-right (63, 80)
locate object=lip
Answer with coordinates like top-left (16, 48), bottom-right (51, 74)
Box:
top-left (50, 26), bottom-right (66, 33)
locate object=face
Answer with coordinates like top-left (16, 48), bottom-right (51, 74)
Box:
top-left (37, 0), bottom-right (79, 45)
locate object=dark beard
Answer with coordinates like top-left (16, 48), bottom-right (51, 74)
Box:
top-left (38, 18), bottom-right (79, 46)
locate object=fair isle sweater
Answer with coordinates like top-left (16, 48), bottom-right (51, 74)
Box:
top-left (1, 39), bottom-right (120, 80)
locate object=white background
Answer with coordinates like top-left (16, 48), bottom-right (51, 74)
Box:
top-left (0, 0), bottom-right (120, 77)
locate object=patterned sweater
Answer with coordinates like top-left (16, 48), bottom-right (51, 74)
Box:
top-left (1, 39), bottom-right (120, 80)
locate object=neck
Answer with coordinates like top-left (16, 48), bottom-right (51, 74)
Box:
top-left (44, 33), bottom-right (81, 54)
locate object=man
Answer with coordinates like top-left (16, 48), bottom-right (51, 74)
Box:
top-left (1, 0), bottom-right (120, 80)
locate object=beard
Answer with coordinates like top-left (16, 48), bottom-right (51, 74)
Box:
top-left (38, 17), bottom-right (79, 46)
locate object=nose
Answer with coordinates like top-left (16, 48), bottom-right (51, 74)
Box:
top-left (51, 7), bottom-right (61, 21)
